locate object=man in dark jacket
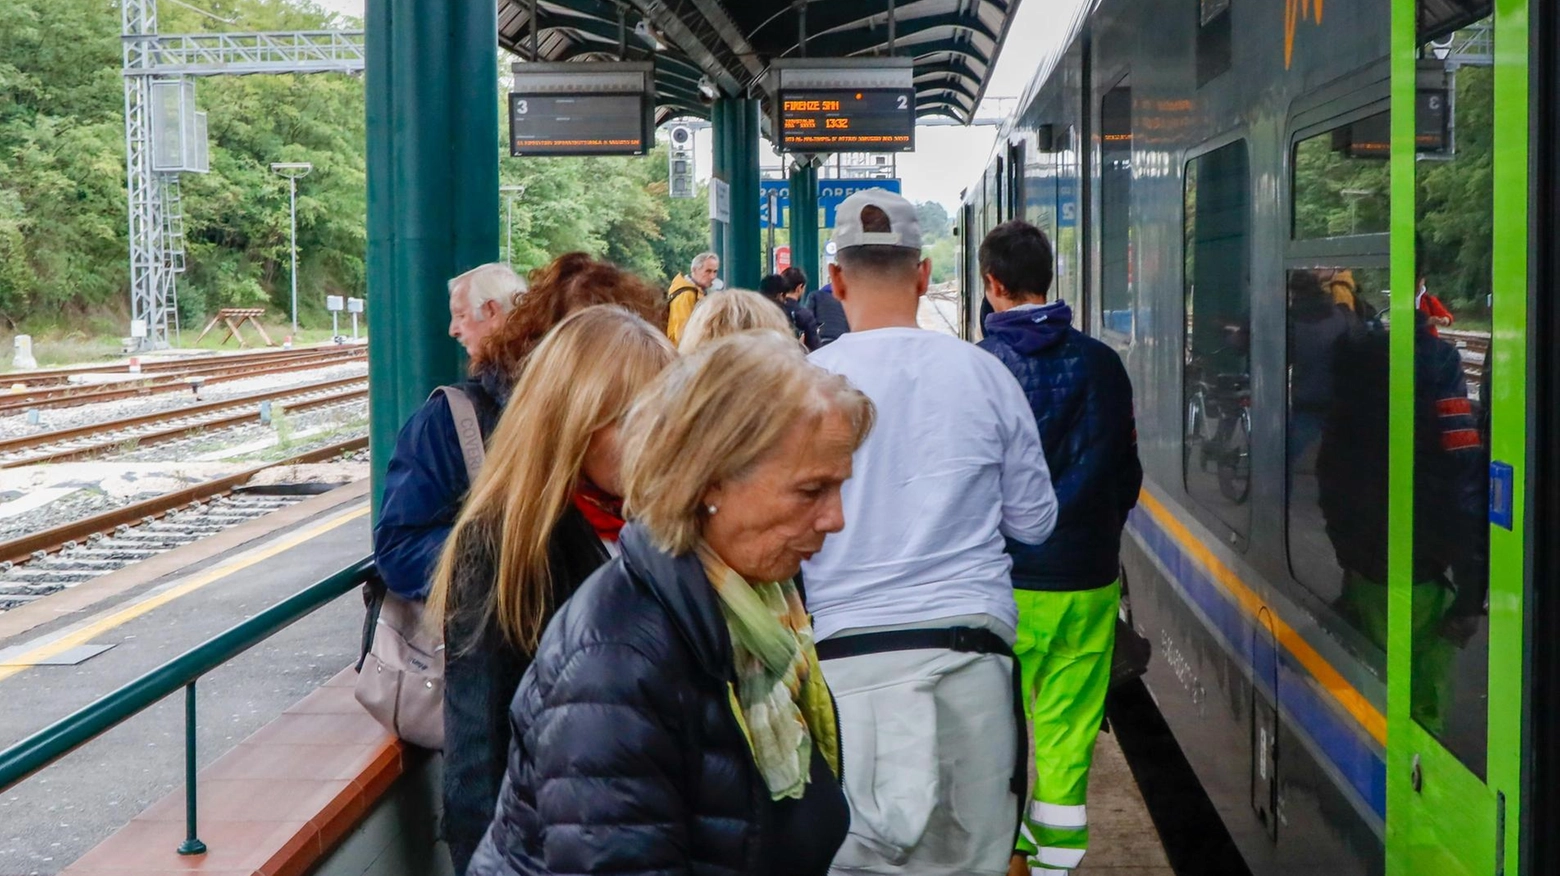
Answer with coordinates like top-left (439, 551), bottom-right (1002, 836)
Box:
top-left (807, 280), bottom-right (850, 345)
top-left (374, 263), bottom-right (523, 599)
top-left (975, 220), bottom-right (1142, 875)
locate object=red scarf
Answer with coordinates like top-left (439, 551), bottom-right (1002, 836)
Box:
top-left (572, 479), bottom-right (626, 543)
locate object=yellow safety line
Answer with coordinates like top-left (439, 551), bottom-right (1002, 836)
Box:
top-left (1138, 490), bottom-right (1388, 746)
top-left (0, 506), bottom-right (369, 682)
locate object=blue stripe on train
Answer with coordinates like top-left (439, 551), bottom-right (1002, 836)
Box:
top-left (1127, 509), bottom-right (1388, 819)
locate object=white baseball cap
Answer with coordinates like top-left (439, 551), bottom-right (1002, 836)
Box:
top-left (832, 188), bottom-right (923, 251)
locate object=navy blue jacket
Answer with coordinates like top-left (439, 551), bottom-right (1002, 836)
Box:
top-left (467, 523), bottom-right (848, 876)
top-left (808, 285), bottom-right (850, 345)
top-left (979, 301), bottom-right (1142, 591)
top-left (373, 369), bottom-right (507, 599)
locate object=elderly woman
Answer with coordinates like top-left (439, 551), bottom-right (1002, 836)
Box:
top-left (676, 287), bottom-right (794, 352)
top-left (468, 331), bottom-right (874, 876)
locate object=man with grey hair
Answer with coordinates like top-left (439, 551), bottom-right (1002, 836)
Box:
top-left (448, 262), bottom-right (526, 357)
top-left (376, 263), bottom-right (522, 602)
top-left (665, 251), bottom-right (720, 346)
top-left (802, 189), bottom-right (1058, 876)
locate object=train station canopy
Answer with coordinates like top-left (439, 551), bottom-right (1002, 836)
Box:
top-left (494, 0), bottom-right (1024, 123)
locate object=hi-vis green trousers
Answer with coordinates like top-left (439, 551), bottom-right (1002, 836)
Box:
top-left (1012, 582), bottom-right (1120, 874)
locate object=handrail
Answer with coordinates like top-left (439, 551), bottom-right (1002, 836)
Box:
top-left (0, 556), bottom-right (375, 852)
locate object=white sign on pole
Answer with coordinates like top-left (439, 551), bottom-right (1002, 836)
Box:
top-left (326, 295), bottom-right (345, 312)
top-left (709, 179), bottom-right (731, 224)
top-left (130, 319), bottom-right (148, 339)
top-left (347, 298), bottom-right (365, 313)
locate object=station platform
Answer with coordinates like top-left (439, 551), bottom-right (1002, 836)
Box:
top-left (0, 479), bottom-right (1176, 875)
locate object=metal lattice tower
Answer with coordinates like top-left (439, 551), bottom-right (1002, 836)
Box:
top-left (120, 0), bottom-right (364, 350)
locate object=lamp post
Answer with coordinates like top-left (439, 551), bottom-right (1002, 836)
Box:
top-left (500, 184), bottom-right (526, 267)
top-left (270, 162), bottom-right (313, 335)
top-left (1340, 188), bottom-right (1372, 235)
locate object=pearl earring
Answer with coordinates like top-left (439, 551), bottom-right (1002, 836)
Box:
top-left (706, 504), bottom-right (718, 515)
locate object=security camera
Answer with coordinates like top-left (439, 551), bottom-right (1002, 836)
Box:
top-left (697, 76), bottom-right (719, 102)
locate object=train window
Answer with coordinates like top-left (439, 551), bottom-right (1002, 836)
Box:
top-left (1055, 129), bottom-right (1082, 309)
top-left (1183, 141), bottom-right (1251, 538)
top-left (1292, 112), bottom-right (1391, 239)
top-left (1197, 2), bottom-right (1232, 86)
top-left (1284, 265), bottom-right (1390, 679)
top-left (1411, 29), bottom-right (1493, 779)
top-left (1100, 82), bottom-right (1133, 340)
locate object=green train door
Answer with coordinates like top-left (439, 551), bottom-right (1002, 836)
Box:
top-left (1385, 1), bottom-right (1526, 873)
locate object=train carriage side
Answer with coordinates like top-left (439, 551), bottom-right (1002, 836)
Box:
top-left (955, 2), bottom-right (1494, 873)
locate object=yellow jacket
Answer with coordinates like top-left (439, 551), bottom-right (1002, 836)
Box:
top-left (666, 274), bottom-right (705, 346)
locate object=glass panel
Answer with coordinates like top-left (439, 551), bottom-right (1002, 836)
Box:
top-left (1100, 83), bottom-right (1133, 338)
top-left (1055, 131), bottom-right (1082, 310)
top-left (1412, 28), bottom-right (1493, 778)
top-left (1285, 265), bottom-right (1390, 676)
top-left (1292, 112), bottom-right (1392, 239)
top-left (1183, 141), bottom-right (1251, 536)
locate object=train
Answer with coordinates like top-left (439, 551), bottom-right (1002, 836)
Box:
top-left (956, 1), bottom-right (1559, 873)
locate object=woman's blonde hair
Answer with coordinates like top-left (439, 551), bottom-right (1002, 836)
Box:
top-left (621, 330), bottom-right (874, 554)
top-left (429, 305), bottom-right (676, 648)
top-left (677, 288), bottom-right (795, 353)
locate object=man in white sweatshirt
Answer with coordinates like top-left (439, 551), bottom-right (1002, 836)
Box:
top-left (804, 188), bottom-right (1058, 876)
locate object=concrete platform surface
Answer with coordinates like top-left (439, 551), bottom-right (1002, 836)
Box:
top-left (1077, 728), bottom-right (1175, 875)
top-left (0, 495), bottom-right (369, 876)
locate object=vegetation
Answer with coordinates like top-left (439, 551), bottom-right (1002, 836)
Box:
top-left (0, 0), bottom-right (710, 344)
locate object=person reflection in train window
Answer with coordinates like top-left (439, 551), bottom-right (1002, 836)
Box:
top-left (1416, 275), bottom-right (1455, 338)
top-left (1316, 308), bottom-right (1486, 732)
top-left (1288, 270), bottom-right (1360, 481)
top-left (803, 190), bottom-right (1058, 876)
top-left (467, 331), bottom-right (870, 876)
top-left (975, 220), bottom-right (1143, 876)
top-left (676, 288), bottom-right (795, 353)
top-left (425, 307), bottom-right (675, 876)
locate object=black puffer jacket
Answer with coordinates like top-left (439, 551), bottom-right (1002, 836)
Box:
top-left (442, 508), bottom-right (610, 875)
top-left (466, 523), bottom-right (849, 876)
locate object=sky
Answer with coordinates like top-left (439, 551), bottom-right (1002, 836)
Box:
top-left (311, 0), bottom-right (1058, 210)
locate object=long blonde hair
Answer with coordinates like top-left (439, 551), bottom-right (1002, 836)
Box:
top-left (429, 305), bottom-right (676, 648)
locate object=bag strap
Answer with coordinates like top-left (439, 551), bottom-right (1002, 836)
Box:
top-left (356, 571), bottom-right (387, 671)
top-left (432, 386), bottom-right (486, 484)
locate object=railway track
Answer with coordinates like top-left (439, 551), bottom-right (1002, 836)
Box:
top-left (0, 376), bottom-right (368, 467)
top-left (0, 437), bottom-right (367, 609)
top-left (0, 347), bottom-right (365, 415)
top-left (2, 344), bottom-right (362, 389)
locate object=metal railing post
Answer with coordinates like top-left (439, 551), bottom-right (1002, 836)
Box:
top-left (177, 681), bottom-right (207, 855)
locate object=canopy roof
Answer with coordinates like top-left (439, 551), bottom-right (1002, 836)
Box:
top-left (496, 0), bottom-right (1023, 124)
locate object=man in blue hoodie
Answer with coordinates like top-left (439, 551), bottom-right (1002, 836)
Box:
top-left (976, 220), bottom-right (1142, 876)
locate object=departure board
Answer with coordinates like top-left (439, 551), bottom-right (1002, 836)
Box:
top-left (777, 88), bottom-right (916, 152)
top-left (509, 92), bottom-right (650, 157)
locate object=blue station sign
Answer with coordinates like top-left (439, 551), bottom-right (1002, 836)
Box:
top-left (759, 178), bottom-right (904, 229)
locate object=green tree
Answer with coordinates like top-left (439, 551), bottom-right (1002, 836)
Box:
top-left (915, 200), bottom-right (951, 241)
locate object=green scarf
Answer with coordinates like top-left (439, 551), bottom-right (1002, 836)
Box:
top-left (698, 547), bottom-right (840, 801)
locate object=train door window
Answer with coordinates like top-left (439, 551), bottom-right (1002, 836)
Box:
top-left (1291, 112), bottom-right (1391, 239)
top-left (1410, 30), bottom-right (1493, 778)
top-left (1100, 81), bottom-right (1133, 341)
top-left (1285, 108), bottom-right (1393, 675)
top-left (1183, 140), bottom-right (1251, 538)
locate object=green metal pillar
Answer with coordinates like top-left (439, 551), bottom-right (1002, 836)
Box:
top-left (788, 162), bottom-right (820, 285)
top-left (709, 101), bottom-right (729, 278)
top-left (366, 0), bottom-right (500, 509)
top-left (712, 97), bottom-right (762, 290)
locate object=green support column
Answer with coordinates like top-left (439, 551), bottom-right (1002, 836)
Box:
top-left (788, 162), bottom-right (819, 284)
top-left (366, 0), bottom-right (500, 511)
top-left (712, 97), bottom-right (762, 290)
